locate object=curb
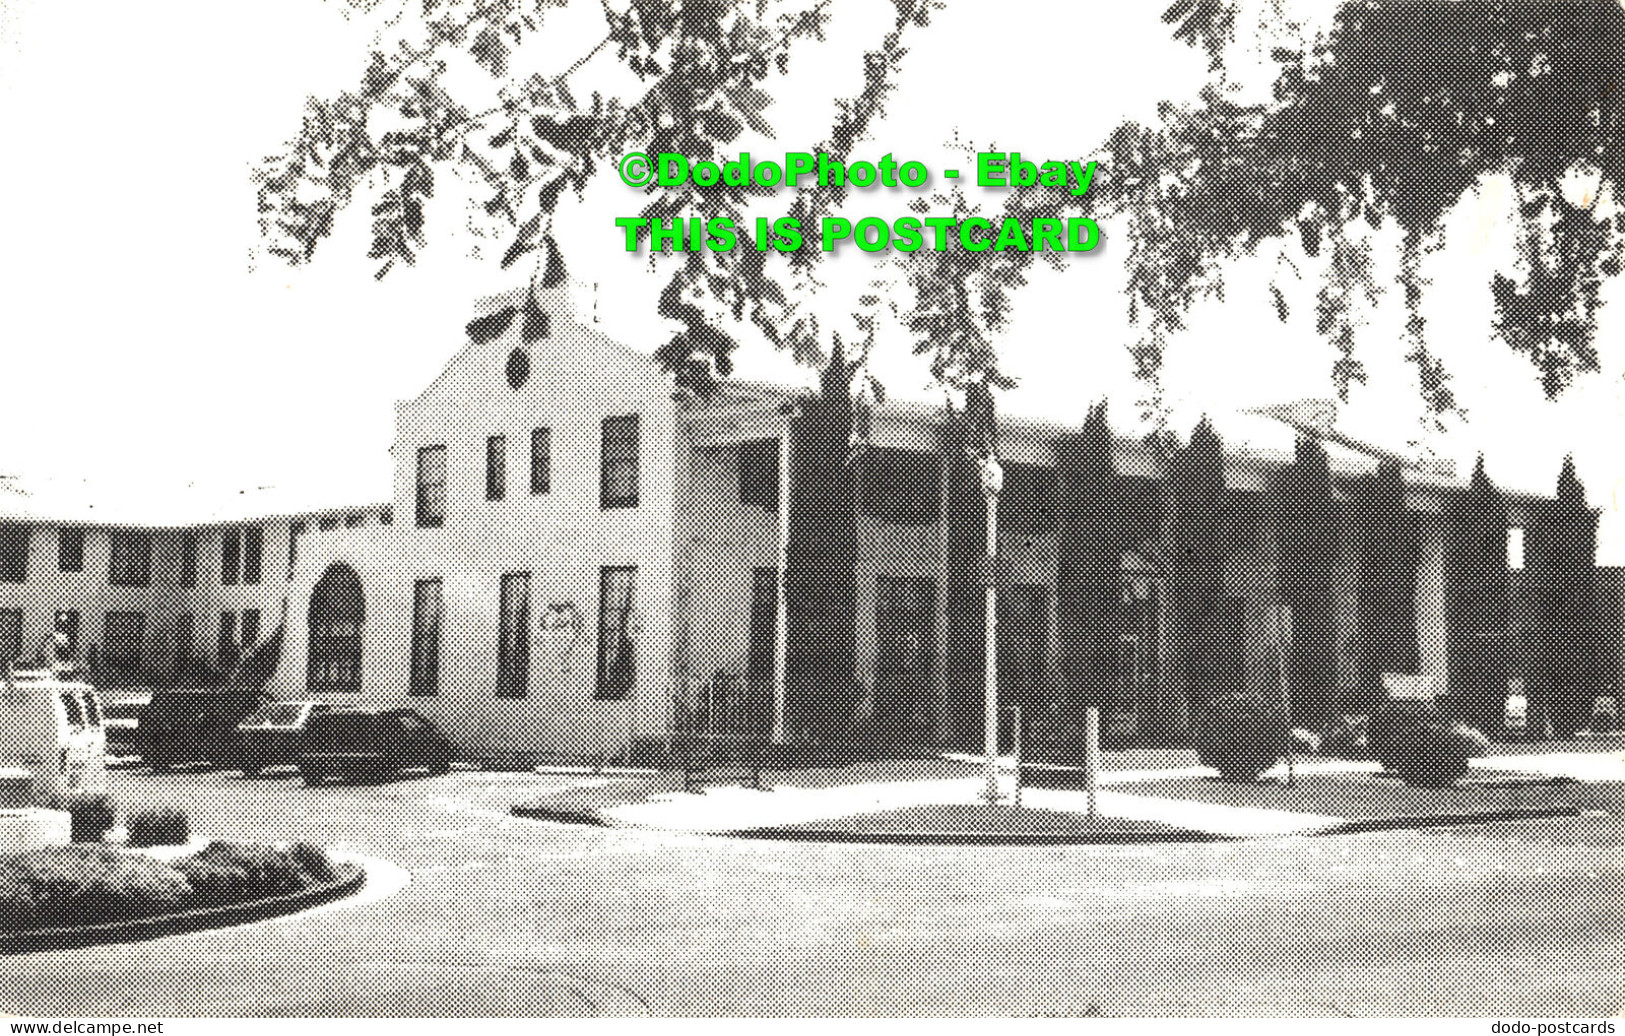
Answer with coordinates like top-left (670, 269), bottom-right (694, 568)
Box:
top-left (510, 800), bottom-right (1607, 845)
top-left (1, 862), bottom-right (367, 955)
top-left (510, 804), bottom-right (611, 827)
top-left (720, 826), bottom-right (1226, 846)
top-left (1315, 805), bottom-right (1588, 837)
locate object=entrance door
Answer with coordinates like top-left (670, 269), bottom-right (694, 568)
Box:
top-left (744, 567), bottom-right (778, 729)
top-left (874, 576), bottom-right (936, 747)
top-left (998, 584), bottom-right (1049, 750)
top-left (1116, 554), bottom-right (1161, 741)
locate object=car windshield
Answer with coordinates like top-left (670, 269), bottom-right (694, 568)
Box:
top-left (242, 702), bottom-right (310, 727)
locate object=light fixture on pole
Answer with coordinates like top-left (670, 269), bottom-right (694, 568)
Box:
top-left (1560, 161), bottom-right (1605, 212)
top-left (978, 451), bottom-right (1003, 805)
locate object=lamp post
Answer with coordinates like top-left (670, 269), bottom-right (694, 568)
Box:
top-left (978, 452), bottom-right (1003, 805)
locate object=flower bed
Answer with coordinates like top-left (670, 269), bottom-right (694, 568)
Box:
top-left (1, 841), bottom-right (361, 950)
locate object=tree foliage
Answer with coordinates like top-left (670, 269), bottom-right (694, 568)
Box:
top-left (1525, 456), bottom-right (1599, 736)
top-left (255, 0), bottom-right (942, 382)
top-left (1043, 0), bottom-right (1625, 423)
top-left (1273, 436), bottom-right (1338, 725)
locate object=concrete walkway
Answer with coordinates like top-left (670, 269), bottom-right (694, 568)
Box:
top-left (591, 749), bottom-right (1621, 839)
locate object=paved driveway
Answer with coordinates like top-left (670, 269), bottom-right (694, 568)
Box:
top-left (1, 767), bottom-right (1619, 1016)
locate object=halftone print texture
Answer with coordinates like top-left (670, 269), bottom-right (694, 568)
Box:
top-left (1, 0), bottom-right (1623, 1021)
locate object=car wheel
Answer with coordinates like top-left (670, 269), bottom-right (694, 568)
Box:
top-left (301, 767), bottom-right (322, 787)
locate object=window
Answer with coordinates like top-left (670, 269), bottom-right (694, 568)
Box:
top-left (875, 576), bottom-right (937, 678)
top-left (54, 610), bottom-right (80, 660)
top-left (179, 531), bottom-right (199, 588)
top-left (318, 516), bottom-right (339, 531)
top-left (307, 563), bottom-right (365, 693)
top-left (596, 566), bottom-right (637, 700)
top-left (108, 530), bottom-right (152, 587)
top-left (288, 522), bottom-right (304, 579)
top-left (739, 439), bottom-right (780, 510)
top-left (241, 608), bottom-right (261, 653)
top-left (860, 450), bottom-right (941, 526)
top-left (486, 435), bottom-right (507, 501)
top-left (600, 415), bottom-right (639, 509)
top-left (58, 529), bottom-right (85, 573)
top-left (416, 445), bottom-right (447, 528)
top-left (221, 528), bottom-right (241, 586)
top-left (102, 611), bottom-right (145, 680)
top-left (497, 572), bottom-right (531, 698)
top-left (379, 508), bottom-right (393, 526)
top-left (218, 611), bottom-right (238, 669)
top-left (174, 613), bottom-right (194, 665)
top-left (344, 513), bottom-right (364, 528)
top-left (0, 525), bottom-right (28, 583)
top-left (0, 609), bottom-right (21, 664)
top-left (530, 427), bottom-right (551, 495)
top-left (243, 526), bottom-right (263, 584)
top-left (410, 579), bottom-right (443, 695)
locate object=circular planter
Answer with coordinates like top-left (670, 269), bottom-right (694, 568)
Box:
top-left (1, 861), bottom-right (366, 955)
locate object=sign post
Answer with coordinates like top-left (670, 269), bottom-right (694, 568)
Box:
top-left (1083, 705), bottom-right (1100, 818)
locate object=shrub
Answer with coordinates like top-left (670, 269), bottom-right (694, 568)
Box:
top-left (0, 845), bottom-right (189, 931)
top-left (1368, 699), bottom-right (1489, 787)
top-left (126, 808), bottom-right (190, 848)
top-left (36, 791), bottom-right (117, 843)
top-left (1192, 692), bottom-right (1291, 780)
top-left (173, 841), bottom-right (335, 906)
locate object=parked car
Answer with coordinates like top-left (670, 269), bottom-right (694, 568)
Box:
top-left (235, 700), bottom-right (330, 776)
top-left (299, 707), bottom-right (453, 785)
top-left (138, 689), bottom-right (265, 771)
top-left (103, 690), bottom-right (153, 759)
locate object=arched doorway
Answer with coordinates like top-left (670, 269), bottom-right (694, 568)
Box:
top-left (1115, 550), bottom-right (1162, 738)
top-left (308, 563), bottom-right (364, 693)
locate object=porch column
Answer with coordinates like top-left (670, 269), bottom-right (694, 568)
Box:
top-left (772, 425), bottom-right (792, 745)
top-left (1416, 517), bottom-right (1450, 698)
top-left (934, 426), bottom-right (951, 745)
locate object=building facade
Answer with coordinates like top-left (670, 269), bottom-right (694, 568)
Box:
top-left (4, 290), bottom-right (1598, 761)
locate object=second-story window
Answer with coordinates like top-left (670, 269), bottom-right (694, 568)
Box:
top-left (0, 525), bottom-right (28, 583)
top-left (221, 528), bottom-right (241, 586)
top-left (58, 528), bottom-right (85, 573)
top-left (601, 415), bottom-right (639, 509)
top-left (108, 530), bottom-right (152, 587)
top-left (738, 439), bottom-right (780, 510)
top-left (179, 530), bottom-right (199, 587)
top-left (530, 427), bottom-right (551, 495)
top-left (243, 526), bottom-right (263, 585)
top-left (486, 435), bottom-right (507, 501)
top-left (288, 522), bottom-right (303, 579)
top-left (416, 445), bottom-right (447, 528)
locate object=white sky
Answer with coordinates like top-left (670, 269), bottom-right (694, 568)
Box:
top-left (1, 0), bottom-right (1622, 555)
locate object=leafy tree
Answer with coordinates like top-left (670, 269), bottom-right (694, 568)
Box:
top-left (1273, 436), bottom-right (1338, 726)
top-left (1351, 458), bottom-right (1419, 708)
top-left (1007, 0), bottom-right (1625, 423)
top-left (1525, 456), bottom-right (1598, 737)
top-left (1445, 455), bottom-right (1512, 735)
top-left (1053, 402), bottom-right (1130, 719)
top-left (1159, 417), bottom-right (1230, 742)
top-left (255, 0), bottom-right (941, 382)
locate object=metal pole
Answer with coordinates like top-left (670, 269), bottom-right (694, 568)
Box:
top-left (771, 429), bottom-right (791, 746)
top-left (1084, 705), bottom-right (1100, 818)
top-left (982, 473), bottom-right (1000, 805)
